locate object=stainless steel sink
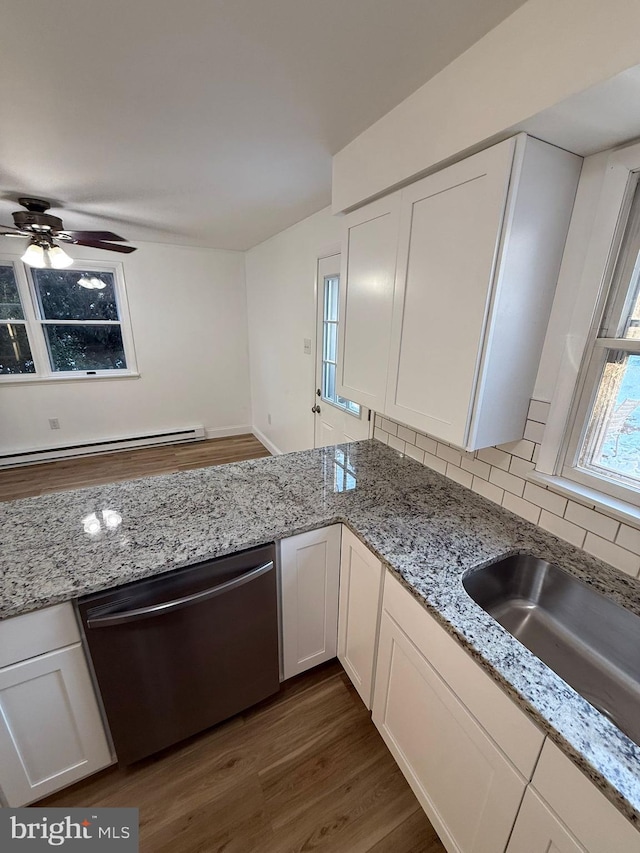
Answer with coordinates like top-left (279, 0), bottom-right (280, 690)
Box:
top-left (463, 555), bottom-right (640, 746)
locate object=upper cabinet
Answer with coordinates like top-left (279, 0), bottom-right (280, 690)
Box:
top-left (337, 134), bottom-right (582, 450)
top-left (337, 192), bottom-right (401, 412)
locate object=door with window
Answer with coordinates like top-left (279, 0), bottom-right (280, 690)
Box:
top-left (314, 255), bottom-right (370, 448)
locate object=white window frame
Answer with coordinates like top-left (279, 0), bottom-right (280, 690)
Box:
top-left (319, 272), bottom-right (361, 418)
top-left (536, 140), bottom-right (640, 520)
top-left (0, 253), bottom-right (138, 383)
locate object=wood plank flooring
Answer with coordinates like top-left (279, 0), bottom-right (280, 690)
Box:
top-left (0, 434), bottom-right (270, 501)
top-left (39, 662), bottom-right (444, 853)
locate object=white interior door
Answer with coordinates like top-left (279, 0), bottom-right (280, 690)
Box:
top-left (314, 254), bottom-right (371, 448)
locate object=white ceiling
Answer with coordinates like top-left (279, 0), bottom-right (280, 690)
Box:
top-left (0, 0), bottom-right (527, 251)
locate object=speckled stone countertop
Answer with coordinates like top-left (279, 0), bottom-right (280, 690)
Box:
top-left (2, 439), bottom-right (640, 825)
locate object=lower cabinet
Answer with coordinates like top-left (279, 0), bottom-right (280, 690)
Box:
top-left (0, 641), bottom-right (112, 807)
top-left (507, 789), bottom-right (587, 853)
top-left (279, 524), bottom-right (341, 679)
top-left (337, 527), bottom-right (384, 709)
top-left (373, 607), bottom-right (528, 853)
top-left (507, 740), bottom-right (640, 853)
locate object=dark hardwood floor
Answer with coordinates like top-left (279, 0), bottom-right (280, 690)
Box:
top-left (39, 662), bottom-right (445, 853)
top-left (0, 434), bottom-right (270, 501)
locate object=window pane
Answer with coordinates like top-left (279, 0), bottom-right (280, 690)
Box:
top-left (324, 276), bottom-right (339, 322)
top-left (623, 274), bottom-right (640, 339)
top-left (323, 321), bottom-right (337, 364)
top-left (33, 269), bottom-right (119, 321)
top-left (44, 325), bottom-right (127, 372)
top-left (323, 361), bottom-right (336, 401)
top-left (0, 324), bottom-right (35, 374)
top-left (0, 264), bottom-right (24, 320)
top-left (579, 350), bottom-right (640, 489)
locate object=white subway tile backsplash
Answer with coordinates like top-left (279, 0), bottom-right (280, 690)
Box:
top-left (374, 403), bottom-right (640, 576)
top-left (497, 439), bottom-right (536, 461)
top-left (472, 476), bottom-right (504, 505)
top-left (527, 399), bottom-right (551, 424)
top-left (423, 452), bottom-right (447, 474)
top-left (584, 533), bottom-right (640, 578)
top-left (461, 456), bottom-right (491, 481)
top-left (523, 419), bottom-right (545, 443)
top-left (415, 433), bottom-right (438, 455)
top-left (405, 443), bottom-right (425, 464)
top-left (387, 435), bottom-right (405, 453)
top-left (436, 443), bottom-right (462, 467)
top-left (617, 524), bottom-right (640, 554)
top-left (564, 502), bottom-right (619, 542)
top-left (477, 447), bottom-right (510, 471)
top-left (509, 455), bottom-right (535, 479)
top-left (397, 425), bottom-right (417, 445)
top-left (523, 482), bottom-right (567, 517)
top-left (539, 510), bottom-right (586, 549)
top-left (501, 492), bottom-right (541, 525)
top-left (446, 464), bottom-right (473, 489)
top-left (374, 427), bottom-right (389, 444)
top-left (489, 467), bottom-right (526, 497)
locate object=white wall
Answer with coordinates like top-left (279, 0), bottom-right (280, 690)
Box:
top-left (245, 206), bottom-right (340, 454)
top-left (0, 241), bottom-right (251, 454)
top-left (333, 0), bottom-right (640, 212)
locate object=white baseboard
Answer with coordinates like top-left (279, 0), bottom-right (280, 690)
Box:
top-left (252, 426), bottom-right (283, 456)
top-left (204, 425), bottom-right (253, 439)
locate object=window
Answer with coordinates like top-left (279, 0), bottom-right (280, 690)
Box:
top-left (0, 258), bottom-right (136, 381)
top-left (321, 274), bottom-right (360, 416)
top-left (564, 176), bottom-right (640, 501)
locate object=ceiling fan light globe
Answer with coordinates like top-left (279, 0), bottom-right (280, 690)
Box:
top-left (47, 245), bottom-right (73, 269)
top-left (21, 242), bottom-right (46, 268)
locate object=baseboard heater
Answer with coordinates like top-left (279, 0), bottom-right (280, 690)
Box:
top-left (0, 426), bottom-right (206, 469)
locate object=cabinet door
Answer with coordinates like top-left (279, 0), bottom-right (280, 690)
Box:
top-left (337, 528), bottom-right (384, 709)
top-left (372, 610), bottom-right (526, 853)
top-left (385, 139), bottom-right (515, 447)
top-left (507, 789), bottom-right (586, 853)
top-left (280, 525), bottom-right (341, 679)
top-left (0, 644), bottom-right (112, 807)
top-left (337, 192), bottom-right (401, 411)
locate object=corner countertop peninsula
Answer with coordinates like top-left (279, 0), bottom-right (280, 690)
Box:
top-left (2, 440), bottom-right (640, 826)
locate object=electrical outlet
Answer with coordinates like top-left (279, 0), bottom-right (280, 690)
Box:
top-left (303, 338), bottom-right (312, 355)
top-left (48, 418), bottom-right (60, 430)
top-left (267, 413), bottom-right (272, 425)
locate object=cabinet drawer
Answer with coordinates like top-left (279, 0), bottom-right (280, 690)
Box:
top-left (0, 603), bottom-right (80, 669)
top-left (382, 572), bottom-right (543, 777)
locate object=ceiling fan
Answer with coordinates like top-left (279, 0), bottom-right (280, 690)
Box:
top-left (0, 197), bottom-right (137, 269)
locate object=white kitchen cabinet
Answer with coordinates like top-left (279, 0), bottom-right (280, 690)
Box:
top-left (279, 525), bottom-right (341, 679)
top-left (336, 191), bottom-right (401, 411)
top-left (373, 608), bottom-right (527, 853)
top-left (337, 133), bottom-right (581, 450)
top-left (373, 571), bottom-right (544, 853)
top-left (507, 740), bottom-right (640, 853)
top-left (337, 527), bottom-right (384, 708)
top-left (507, 789), bottom-right (587, 853)
top-left (385, 134), bottom-right (581, 449)
top-left (0, 615), bottom-right (112, 807)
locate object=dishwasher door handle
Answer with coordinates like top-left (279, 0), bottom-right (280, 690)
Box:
top-left (86, 560), bottom-right (274, 628)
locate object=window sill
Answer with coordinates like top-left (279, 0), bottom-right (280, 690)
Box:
top-left (528, 470), bottom-right (640, 528)
top-left (0, 372), bottom-right (141, 387)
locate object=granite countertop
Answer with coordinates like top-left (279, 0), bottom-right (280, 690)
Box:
top-left (2, 439), bottom-right (640, 826)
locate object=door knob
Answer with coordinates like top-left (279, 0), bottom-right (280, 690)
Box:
top-left (311, 405), bottom-right (321, 414)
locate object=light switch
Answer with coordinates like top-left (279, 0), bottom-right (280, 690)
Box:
top-left (303, 338), bottom-right (312, 355)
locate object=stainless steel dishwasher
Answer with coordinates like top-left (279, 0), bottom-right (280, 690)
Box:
top-left (78, 543), bottom-right (279, 765)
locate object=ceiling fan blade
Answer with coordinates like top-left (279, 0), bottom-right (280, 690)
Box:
top-left (0, 230), bottom-right (29, 238)
top-left (59, 230), bottom-right (127, 241)
top-left (72, 239), bottom-right (137, 253)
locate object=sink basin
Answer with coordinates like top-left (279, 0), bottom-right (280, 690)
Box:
top-left (463, 555), bottom-right (640, 746)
